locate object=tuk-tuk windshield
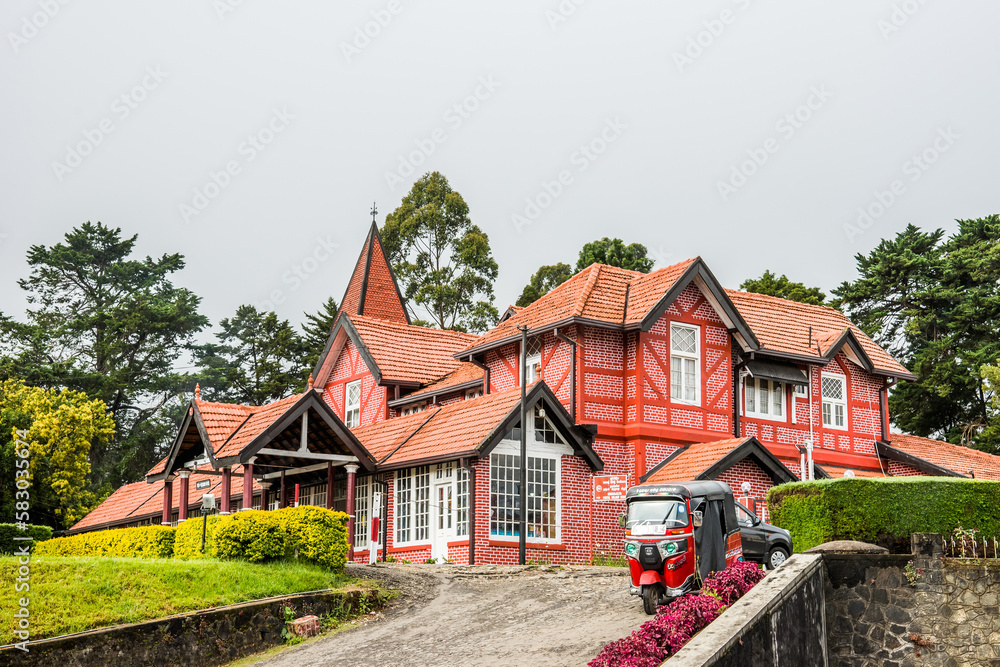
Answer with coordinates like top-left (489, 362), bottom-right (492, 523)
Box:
top-left (626, 499), bottom-right (689, 535)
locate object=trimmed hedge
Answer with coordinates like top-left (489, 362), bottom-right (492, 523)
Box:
top-left (34, 525), bottom-right (175, 558)
top-left (173, 515), bottom-right (221, 559)
top-left (212, 506), bottom-right (350, 570)
top-left (768, 477), bottom-right (1000, 552)
top-left (0, 523), bottom-right (53, 553)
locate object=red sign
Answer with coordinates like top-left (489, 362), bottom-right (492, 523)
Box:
top-left (592, 475), bottom-right (630, 502)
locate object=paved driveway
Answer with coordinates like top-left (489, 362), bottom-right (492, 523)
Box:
top-left (253, 563), bottom-right (647, 667)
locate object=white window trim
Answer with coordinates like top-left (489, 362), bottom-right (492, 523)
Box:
top-left (670, 322), bottom-right (701, 406)
top-left (821, 372), bottom-right (848, 431)
top-left (400, 402), bottom-right (426, 417)
top-left (345, 380), bottom-right (361, 427)
top-left (394, 463), bottom-right (470, 547)
top-left (523, 337), bottom-right (542, 385)
top-left (743, 377), bottom-right (787, 423)
top-left (394, 465), bottom-right (431, 546)
top-left (465, 388), bottom-right (483, 400)
top-left (489, 414), bottom-right (571, 544)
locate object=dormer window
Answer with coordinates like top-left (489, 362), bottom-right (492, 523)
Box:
top-left (401, 402), bottom-right (427, 417)
top-left (466, 388), bottom-right (483, 400)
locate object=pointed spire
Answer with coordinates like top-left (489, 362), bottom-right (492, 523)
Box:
top-left (339, 218), bottom-right (410, 324)
top-left (308, 373), bottom-right (314, 390)
top-left (194, 383), bottom-right (201, 401)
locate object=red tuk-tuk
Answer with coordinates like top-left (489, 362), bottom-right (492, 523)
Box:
top-left (619, 480), bottom-right (743, 614)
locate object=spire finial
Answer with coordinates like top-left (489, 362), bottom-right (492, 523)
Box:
top-left (307, 373), bottom-right (314, 390)
top-left (194, 383), bottom-right (201, 401)
top-left (370, 201), bottom-right (378, 224)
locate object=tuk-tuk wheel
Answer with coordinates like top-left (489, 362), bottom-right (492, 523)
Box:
top-left (641, 585), bottom-right (661, 615)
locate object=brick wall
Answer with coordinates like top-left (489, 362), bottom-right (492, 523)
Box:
top-left (322, 339), bottom-right (387, 426)
top-left (716, 458), bottom-right (776, 522)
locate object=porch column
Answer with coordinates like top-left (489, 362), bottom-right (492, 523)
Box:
top-left (241, 462), bottom-right (254, 510)
top-left (260, 482), bottom-right (271, 511)
top-left (161, 476), bottom-right (173, 526)
top-left (345, 464), bottom-right (359, 561)
top-left (279, 470), bottom-right (287, 509)
top-left (220, 468), bottom-right (232, 514)
top-left (177, 470), bottom-right (191, 522)
top-left (326, 462), bottom-right (335, 509)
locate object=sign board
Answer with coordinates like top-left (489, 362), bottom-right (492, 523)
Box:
top-left (592, 475), bottom-right (630, 502)
top-left (368, 491), bottom-right (382, 564)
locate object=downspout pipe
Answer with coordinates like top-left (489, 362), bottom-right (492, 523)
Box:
top-left (553, 328), bottom-right (577, 422)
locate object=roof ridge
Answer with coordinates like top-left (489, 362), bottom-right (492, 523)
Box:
top-left (726, 287), bottom-right (845, 317)
top-left (573, 264), bottom-right (603, 318)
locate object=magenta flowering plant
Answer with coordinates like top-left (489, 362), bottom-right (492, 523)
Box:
top-left (701, 560), bottom-right (767, 605)
top-left (589, 561), bottom-right (766, 666)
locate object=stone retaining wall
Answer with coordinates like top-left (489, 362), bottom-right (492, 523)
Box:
top-left (0, 588), bottom-right (381, 667)
top-left (826, 534), bottom-right (1000, 667)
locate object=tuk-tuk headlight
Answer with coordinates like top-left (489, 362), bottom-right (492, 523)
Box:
top-left (624, 540), bottom-right (641, 559)
top-left (656, 539), bottom-right (688, 559)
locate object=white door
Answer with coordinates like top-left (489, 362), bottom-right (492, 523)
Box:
top-left (431, 481), bottom-right (454, 562)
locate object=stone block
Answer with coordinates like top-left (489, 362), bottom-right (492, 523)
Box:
top-left (290, 615), bottom-right (320, 638)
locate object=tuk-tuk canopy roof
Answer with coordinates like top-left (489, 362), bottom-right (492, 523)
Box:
top-left (625, 480), bottom-right (734, 503)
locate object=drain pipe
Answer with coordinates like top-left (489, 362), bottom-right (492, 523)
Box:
top-left (553, 328), bottom-right (577, 421)
top-left (806, 367), bottom-right (815, 480)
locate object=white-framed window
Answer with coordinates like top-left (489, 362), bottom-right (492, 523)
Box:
top-left (533, 405), bottom-right (565, 444)
top-left (489, 452), bottom-right (559, 541)
top-left (794, 381), bottom-right (808, 397)
top-left (744, 378), bottom-right (785, 421)
top-left (395, 466), bottom-right (430, 543)
top-left (524, 337), bottom-right (541, 385)
top-left (466, 388), bottom-right (483, 400)
top-left (400, 402), bottom-right (426, 417)
top-left (345, 380), bottom-right (361, 427)
top-left (354, 476), bottom-right (370, 548)
top-left (456, 468), bottom-right (470, 537)
top-left (821, 373), bottom-right (847, 430)
top-left (670, 323), bottom-right (700, 405)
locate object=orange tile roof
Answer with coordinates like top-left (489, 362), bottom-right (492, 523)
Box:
top-left (349, 314), bottom-right (478, 385)
top-left (401, 362), bottom-right (485, 401)
top-left (888, 433), bottom-right (1000, 481)
top-left (464, 263), bottom-right (644, 351)
top-left (71, 465), bottom-right (260, 533)
top-left (644, 438), bottom-right (750, 484)
top-left (724, 290), bottom-right (912, 377)
top-left (197, 400), bottom-right (255, 451)
top-left (213, 393), bottom-right (306, 459)
top-left (353, 386), bottom-right (525, 467)
top-left (622, 260), bottom-right (698, 326)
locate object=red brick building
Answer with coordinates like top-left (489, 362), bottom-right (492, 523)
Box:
top-left (70, 221), bottom-right (1000, 565)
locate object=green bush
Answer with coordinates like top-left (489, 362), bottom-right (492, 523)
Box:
top-left (173, 515), bottom-right (221, 559)
top-left (34, 525), bottom-right (175, 558)
top-left (211, 507), bottom-right (349, 570)
top-left (279, 506), bottom-right (350, 571)
top-left (213, 511), bottom-right (287, 563)
top-left (768, 477), bottom-right (1000, 552)
top-left (0, 524), bottom-right (53, 554)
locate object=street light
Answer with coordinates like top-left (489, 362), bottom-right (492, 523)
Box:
top-left (201, 493), bottom-right (216, 554)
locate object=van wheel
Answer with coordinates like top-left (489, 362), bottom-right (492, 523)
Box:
top-left (642, 585), bottom-right (661, 615)
top-left (767, 546), bottom-right (789, 570)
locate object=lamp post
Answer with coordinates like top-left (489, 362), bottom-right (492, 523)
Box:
top-left (517, 324), bottom-right (528, 565)
top-left (200, 493), bottom-right (216, 554)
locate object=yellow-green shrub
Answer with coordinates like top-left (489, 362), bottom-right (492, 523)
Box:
top-left (213, 511), bottom-right (287, 563)
top-left (0, 524), bottom-right (53, 553)
top-left (173, 515), bottom-right (221, 559)
top-left (34, 525), bottom-right (175, 558)
top-left (278, 506), bottom-right (349, 571)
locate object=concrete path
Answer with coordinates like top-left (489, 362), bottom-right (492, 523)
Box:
top-left (250, 563), bottom-right (647, 667)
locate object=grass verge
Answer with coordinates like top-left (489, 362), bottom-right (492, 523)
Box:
top-left (0, 555), bottom-right (355, 644)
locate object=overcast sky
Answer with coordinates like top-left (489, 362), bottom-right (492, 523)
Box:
top-left (2, 0), bottom-right (998, 337)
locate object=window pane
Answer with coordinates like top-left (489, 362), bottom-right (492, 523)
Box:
top-left (822, 377), bottom-right (843, 400)
top-left (760, 380), bottom-right (769, 414)
top-left (671, 325), bottom-right (697, 354)
top-left (822, 403), bottom-right (831, 425)
top-left (746, 382), bottom-right (755, 412)
top-left (835, 405), bottom-right (845, 427)
top-left (773, 382), bottom-right (783, 416)
top-left (671, 360), bottom-right (682, 398)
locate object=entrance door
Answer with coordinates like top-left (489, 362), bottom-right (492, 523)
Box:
top-left (431, 481), bottom-right (454, 562)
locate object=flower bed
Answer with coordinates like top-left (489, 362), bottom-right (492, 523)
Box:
top-left (590, 561), bottom-right (767, 666)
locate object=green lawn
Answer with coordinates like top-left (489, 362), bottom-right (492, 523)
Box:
top-left (0, 555), bottom-right (355, 644)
